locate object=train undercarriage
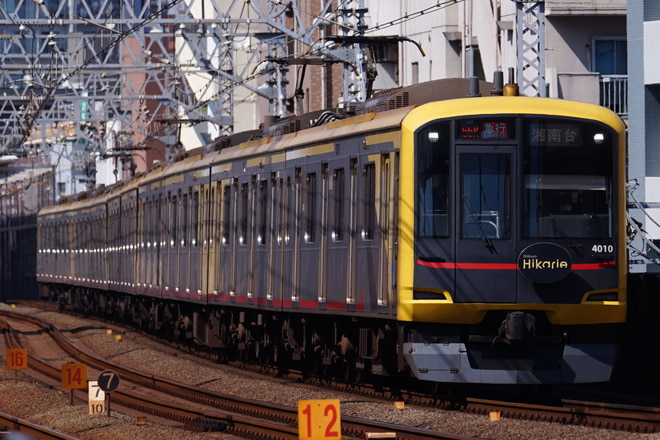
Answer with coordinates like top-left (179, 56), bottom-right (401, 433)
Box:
top-left (39, 283), bottom-right (401, 383)
top-left (38, 282), bottom-right (623, 386)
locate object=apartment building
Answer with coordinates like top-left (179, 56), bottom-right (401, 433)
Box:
top-left (365, 1), bottom-right (626, 110)
top-left (627, 1), bottom-right (660, 271)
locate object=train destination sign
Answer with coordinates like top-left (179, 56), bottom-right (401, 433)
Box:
top-left (518, 242), bottom-right (573, 284)
top-left (457, 119), bottom-right (513, 140)
top-left (527, 123), bottom-right (582, 147)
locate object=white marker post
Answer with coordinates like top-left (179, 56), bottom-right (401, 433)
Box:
top-left (88, 381), bottom-right (105, 415)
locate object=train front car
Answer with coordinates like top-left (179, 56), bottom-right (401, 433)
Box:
top-left (398, 97), bottom-right (626, 384)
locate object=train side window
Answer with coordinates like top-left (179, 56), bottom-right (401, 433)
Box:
top-left (284, 175), bottom-right (292, 246)
top-left (201, 187), bottom-right (208, 247)
top-left (192, 190), bottom-right (199, 247)
top-left (416, 122), bottom-right (450, 238)
top-left (239, 182), bottom-right (249, 246)
top-left (211, 184), bottom-right (219, 248)
top-left (362, 164), bottom-right (376, 241)
top-left (170, 193), bottom-right (177, 247)
top-left (258, 179), bottom-right (268, 245)
top-left (332, 168), bottom-right (345, 242)
top-left (181, 192), bottom-right (188, 247)
top-left (222, 184), bottom-right (231, 245)
top-left (142, 200), bottom-right (147, 248)
top-left (159, 195), bottom-right (166, 247)
top-left (304, 172), bottom-right (317, 243)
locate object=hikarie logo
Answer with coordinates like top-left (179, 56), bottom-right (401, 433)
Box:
top-left (517, 242), bottom-right (572, 283)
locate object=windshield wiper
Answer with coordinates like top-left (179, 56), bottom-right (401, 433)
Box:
top-left (463, 196), bottom-right (495, 250)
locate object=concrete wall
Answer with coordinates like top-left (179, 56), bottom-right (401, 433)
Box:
top-left (644, 21), bottom-right (660, 85)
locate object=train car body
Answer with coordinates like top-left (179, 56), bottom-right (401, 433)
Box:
top-left (37, 78), bottom-right (627, 385)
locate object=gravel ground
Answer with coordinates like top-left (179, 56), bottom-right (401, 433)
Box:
top-left (2, 303), bottom-right (660, 440)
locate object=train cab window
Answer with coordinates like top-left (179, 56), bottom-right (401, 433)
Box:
top-left (461, 154), bottom-right (511, 240)
top-left (416, 122), bottom-right (450, 238)
top-left (523, 120), bottom-right (614, 239)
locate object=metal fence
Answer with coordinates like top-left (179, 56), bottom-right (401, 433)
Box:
top-left (600, 74), bottom-right (628, 116)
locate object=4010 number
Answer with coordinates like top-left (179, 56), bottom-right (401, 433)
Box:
top-left (592, 244), bottom-right (614, 254)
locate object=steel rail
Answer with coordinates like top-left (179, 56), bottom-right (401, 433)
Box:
top-left (0, 310), bottom-right (483, 440)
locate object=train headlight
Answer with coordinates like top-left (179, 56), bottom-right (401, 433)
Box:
top-left (593, 132), bottom-right (605, 144)
top-left (428, 131), bottom-right (440, 142)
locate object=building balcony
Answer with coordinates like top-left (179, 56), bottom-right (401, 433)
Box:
top-left (599, 74), bottom-right (628, 117)
top-left (553, 72), bottom-right (627, 118)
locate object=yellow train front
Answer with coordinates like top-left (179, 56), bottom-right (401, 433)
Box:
top-left (398, 96), bottom-right (626, 384)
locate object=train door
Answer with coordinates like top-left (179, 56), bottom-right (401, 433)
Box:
top-left (219, 179), bottom-right (236, 298)
top-left (355, 158), bottom-right (379, 313)
top-left (189, 188), bottom-right (201, 297)
top-left (377, 152), bottom-right (398, 313)
top-left (270, 173), bottom-right (293, 307)
top-left (252, 176), bottom-right (270, 304)
top-left (325, 159), bottom-right (350, 309)
top-left (202, 183), bottom-right (219, 298)
top-left (167, 190), bottom-right (179, 295)
top-left (157, 194), bottom-right (167, 295)
top-left (178, 190), bottom-right (191, 296)
top-left (317, 164), bottom-right (329, 307)
top-left (235, 177), bottom-right (252, 298)
top-left (454, 145), bottom-right (517, 303)
top-left (138, 199), bottom-right (147, 293)
top-left (298, 165), bottom-right (321, 306)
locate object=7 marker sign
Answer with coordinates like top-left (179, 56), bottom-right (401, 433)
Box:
top-left (297, 399), bottom-right (341, 440)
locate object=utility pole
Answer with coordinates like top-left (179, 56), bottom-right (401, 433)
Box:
top-left (337, 0), bottom-right (369, 108)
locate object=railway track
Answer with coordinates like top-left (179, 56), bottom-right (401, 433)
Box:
top-left (0, 309), bottom-right (482, 440)
top-left (0, 412), bottom-right (81, 440)
top-left (464, 397), bottom-right (660, 433)
top-left (4, 303), bottom-right (660, 438)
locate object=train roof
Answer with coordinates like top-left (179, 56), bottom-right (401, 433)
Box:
top-left (39, 77), bottom-right (624, 216)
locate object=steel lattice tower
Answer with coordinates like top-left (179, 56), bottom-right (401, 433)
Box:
top-left (0, 0), bottom-right (352, 179)
top-left (516, 0), bottom-right (546, 97)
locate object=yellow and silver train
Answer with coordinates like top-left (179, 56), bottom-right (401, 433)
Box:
top-left (37, 77), bottom-right (626, 384)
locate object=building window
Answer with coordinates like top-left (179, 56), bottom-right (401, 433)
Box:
top-left (593, 38), bottom-right (627, 75)
top-left (593, 38), bottom-right (628, 115)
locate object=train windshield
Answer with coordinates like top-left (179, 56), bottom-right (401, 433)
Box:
top-left (417, 122), bottom-right (451, 238)
top-left (523, 119), bottom-right (614, 239)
